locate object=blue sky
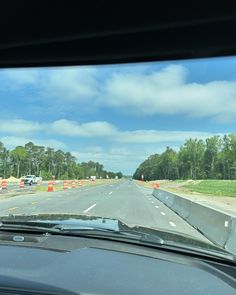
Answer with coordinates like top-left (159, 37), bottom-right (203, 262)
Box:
top-left (0, 56), bottom-right (236, 174)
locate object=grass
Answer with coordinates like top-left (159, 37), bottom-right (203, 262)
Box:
top-left (183, 180), bottom-right (236, 197)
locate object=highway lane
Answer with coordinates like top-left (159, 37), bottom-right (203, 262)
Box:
top-left (0, 180), bottom-right (210, 242)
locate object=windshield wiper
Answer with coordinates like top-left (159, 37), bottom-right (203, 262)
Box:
top-left (0, 221), bottom-right (60, 234)
top-left (0, 221), bottom-right (165, 246)
top-left (53, 224), bottom-right (165, 245)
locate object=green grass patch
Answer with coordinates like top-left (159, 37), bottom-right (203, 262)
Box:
top-left (183, 180), bottom-right (236, 197)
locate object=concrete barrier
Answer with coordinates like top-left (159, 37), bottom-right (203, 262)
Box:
top-left (172, 195), bottom-right (191, 219)
top-left (225, 217), bottom-right (236, 254)
top-left (153, 189), bottom-right (175, 209)
top-left (186, 202), bottom-right (232, 246)
top-left (153, 189), bottom-right (236, 255)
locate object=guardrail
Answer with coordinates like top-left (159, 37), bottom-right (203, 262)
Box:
top-left (153, 189), bottom-right (236, 255)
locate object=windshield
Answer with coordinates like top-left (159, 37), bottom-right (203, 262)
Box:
top-left (0, 57), bottom-right (235, 259)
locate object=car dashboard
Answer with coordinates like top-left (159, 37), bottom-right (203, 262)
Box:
top-left (0, 232), bottom-right (235, 295)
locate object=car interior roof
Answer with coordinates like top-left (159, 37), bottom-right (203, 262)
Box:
top-left (1, 1), bottom-right (236, 67)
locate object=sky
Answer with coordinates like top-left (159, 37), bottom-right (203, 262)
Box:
top-left (0, 56), bottom-right (236, 175)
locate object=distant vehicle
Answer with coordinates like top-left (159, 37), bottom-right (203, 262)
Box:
top-left (90, 176), bottom-right (96, 181)
top-left (22, 175), bottom-right (39, 185)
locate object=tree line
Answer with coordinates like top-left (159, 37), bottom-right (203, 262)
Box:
top-left (133, 134), bottom-right (236, 181)
top-left (0, 141), bottom-right (123, 180)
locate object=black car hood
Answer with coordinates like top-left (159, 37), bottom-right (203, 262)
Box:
top-left (0, 213), bottom-right (231, 255)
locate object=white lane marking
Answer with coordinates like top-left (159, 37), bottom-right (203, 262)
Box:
top-left (160, 212), bottom-right (166, 216)
top-left (169, 222), bottom-right (176, 227)
top-left (155, 205), bottom-right (159, 209)
top-left (151, 201), bottom-right (154, 204)
top-left (108, 191), bottom-right (113, 195)
top-left (83, 203), bottom-right (96, 213)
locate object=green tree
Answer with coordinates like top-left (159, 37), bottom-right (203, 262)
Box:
top-left (178, 139), bottom-right (205, 179)
top-left (204, 136), bottom-right (221, 178)
top-left (11, 146), bottom-right (28, 178)
top-left (0, 142), bottom-right (10, 178)
top-left (159, 147), bottom-right (178, 180)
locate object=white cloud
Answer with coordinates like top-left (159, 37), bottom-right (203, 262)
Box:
top-left (1, 67), bottom-right (99, 103)
top-left (0, 119), bottom-right (44, 135)
top-left (103, 65), bottom-right (236, 120)
top-left (0, 118), bottom-right (117, 138)
top-left (113, 130), bottom-right (222, 144)
top-left (3, 64), bottom-right (236, 121)
top-left (41, 67), bottom-right (99, 102)
top-left (3, 69), bottom-right (39, 85)
top-left (0, 136), bottom-right (66, 149)
top-left (49, 119), bottom-right (117, 137)
top-left (0, 118), bottom-right (223, 145)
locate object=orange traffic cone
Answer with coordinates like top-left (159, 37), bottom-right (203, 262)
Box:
top-left (78, 180), bottom-right (82, 187)
top-left (47, 181), bottom-right (53, 192)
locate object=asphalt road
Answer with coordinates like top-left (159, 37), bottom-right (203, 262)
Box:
top-left (0, 180), bottom-right (210, 242)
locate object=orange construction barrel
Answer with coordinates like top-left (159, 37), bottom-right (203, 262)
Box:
top-left (63, 181), bottom-right (68, 190)
top-left (20, 179), bottom-right (24, 188)
top-left (71, 180), bottom-right (75, 189)
top-left (154, 183), bottom-right (160, 189)
top-left (47, 181), bottom-right (54, 192)
top-left (1, 179), bottom-right (7, 190)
